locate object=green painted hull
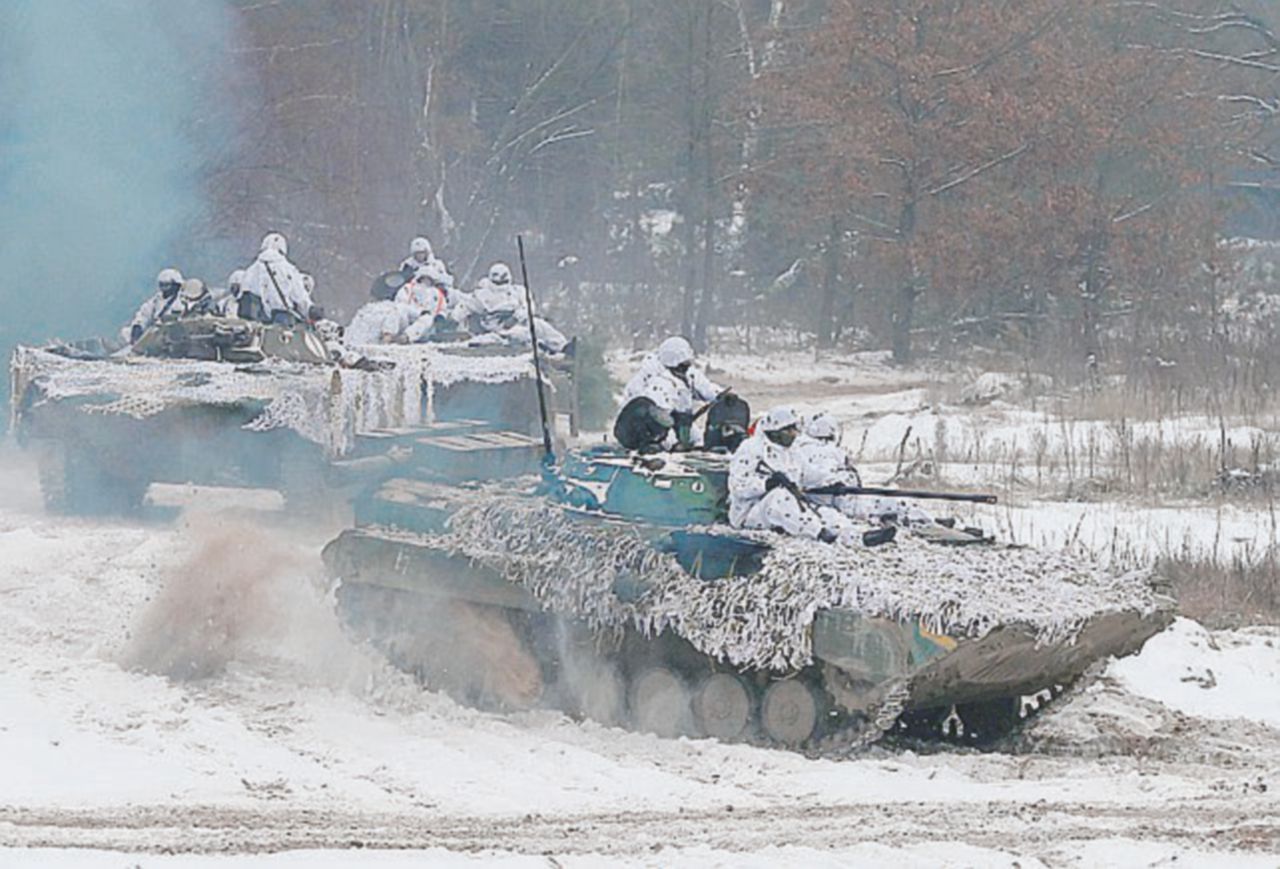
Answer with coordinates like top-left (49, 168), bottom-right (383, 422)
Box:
top-left (326, 451), bottom-right (1174, 747)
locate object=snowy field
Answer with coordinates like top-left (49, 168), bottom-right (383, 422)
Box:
top-left (3, 353), bottom-right (1280, 866)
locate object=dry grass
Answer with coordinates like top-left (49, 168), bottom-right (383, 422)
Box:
top-left (1159, 553), bottom-right (1280, 628)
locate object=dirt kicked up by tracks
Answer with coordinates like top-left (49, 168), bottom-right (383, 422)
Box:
top-left (0, 444), bottom-right (1278, 866)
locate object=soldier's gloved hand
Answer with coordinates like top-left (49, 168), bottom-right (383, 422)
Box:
top-left (130, 324), bottom-right (143, 343)
top-left (765, 471), bottom-right (791, 492)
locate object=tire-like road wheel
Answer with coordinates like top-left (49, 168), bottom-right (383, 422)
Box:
top-left (761, 678), bottom-right (821, 747)
top-left (567, 658), bottom-right (627, 727)
top-left (628, 667), bottom-right (694, 738)
top-left (693, 672), bottom-right (753, 741)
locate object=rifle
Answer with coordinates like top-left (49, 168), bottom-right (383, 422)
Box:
top-left (517, 235), bottom-right (554, 462)
top-left (262, 260), bottom-right (299, 323)
top-left (755, 460), bottom-right (896, 547)
top-left (155, 290), bottom-right (180, 322)
top-left (756, 460), bottom-right (823, 518)
top-left (806, 483), bottom-right (997, 505)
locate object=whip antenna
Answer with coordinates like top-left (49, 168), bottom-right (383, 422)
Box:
top-left (517, 235), bottom-right (554, 461)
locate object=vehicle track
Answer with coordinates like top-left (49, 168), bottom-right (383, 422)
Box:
top-left (2, 795), bottom-right (1276, 857)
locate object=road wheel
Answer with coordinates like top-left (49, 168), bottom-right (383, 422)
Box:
top-left (761, 678), bottom-right (822, 747)
top-left (564, 657), bottom-right (627, 727)
top-left (692, 672), bottom-right (753, 741)
top-left (628, 667), bottom-right (694, 738)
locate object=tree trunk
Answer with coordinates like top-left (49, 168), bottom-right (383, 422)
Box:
top-left (891, 199), bottom-right (918, 365)
top-left (1079, 220), bottom-right (1108, 387)
top-left (692, 1), bottom-right (715, 352)
top-left (891, 279), bottom-right (917, 365)
top-left (679, 5), bottom-right (699, 339)
top-left (817, 215), bottom-right (841, 348)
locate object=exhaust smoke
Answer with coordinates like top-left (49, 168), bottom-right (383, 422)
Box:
top-left (0, 0), bottom-right (242, 409)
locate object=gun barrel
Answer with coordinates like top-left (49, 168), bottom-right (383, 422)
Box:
top-left (809, 485), bottom-right (997, 505)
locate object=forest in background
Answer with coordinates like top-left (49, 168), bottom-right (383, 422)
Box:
top-left (202, 0), bottom-right (1280, 391)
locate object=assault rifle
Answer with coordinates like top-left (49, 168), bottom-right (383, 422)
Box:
top-left (756, 460), bottom-right (897, 547)
top-left (806, 483), bottom-right (997, 505)
top-left (262, 261), bottom-right (290, 314)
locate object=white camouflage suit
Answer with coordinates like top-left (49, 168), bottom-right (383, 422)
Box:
top-left (728, 408), bottom-right (855, 541)
top-left (619, 337), bottom-right (721, 447)
top-left (345, 300), bottom-right (434, 345)
top-left (454, 272), bottom-right (569, 354)
top-left (399, 254), bottom-right (454, 292)
top-left (124, 268), bottom-right (183, 342)
top-left (795, 413), bottom-right (932, 525)
top-left (128, 291), bottom-right (178, 336)
top-left (241, 234), bottom-right (313, 321)
top-left (394, 280), bottom-right (449, 318)
top-left (212, 269), bottom-right (246, 318)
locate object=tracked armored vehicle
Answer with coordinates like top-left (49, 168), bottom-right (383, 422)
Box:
top-left (324, 443), bottom-right (1175, 753)
top-left (10, 316), bottom-right (566, 514)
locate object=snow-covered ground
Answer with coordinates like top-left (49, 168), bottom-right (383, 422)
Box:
top-left (4, 352), bottom-right (1280, 865)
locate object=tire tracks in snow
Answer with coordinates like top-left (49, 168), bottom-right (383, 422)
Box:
top-left (1, 795), bottom-right (1276, 857)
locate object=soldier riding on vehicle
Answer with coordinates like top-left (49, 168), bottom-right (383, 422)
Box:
top-left (400, 235), bottom-right (454, 293)
top-left (615, 336), bottom-right (723, 452)
top-left (728, 406), bottom-right (889, 547)
top-left (796, 412), bottom-right (932, 527)
top-left (126, 268), bottom-right (184, 343)
top-left (453, 262), bottom-right (571, 355)
top-left (240, 232), bottom-right (316, 325)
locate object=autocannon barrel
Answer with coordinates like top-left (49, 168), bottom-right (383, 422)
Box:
top-left (805, 484), bottom-right (998, 505)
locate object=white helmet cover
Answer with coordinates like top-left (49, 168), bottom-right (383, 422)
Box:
top-left (656, 336), bottom-right (695, 369)
top-left (180, 278), bottom-right (207, 301)
top-left (760, 406), bottom-right (801, 433)
top-left (260, 232), bottom-right (288, 256)
top-left (227, 269), bottom-right (246, 288)
top-left (410, 236), bottom-right (432, 256)
top-left (314, 319), bottom-right (342, 342)
top-left (488, 262), bottom-right (512, 285)
top-left (157, 267), bottom-right (183, 286)
top-left (805, 412), bottom-right (841, 441)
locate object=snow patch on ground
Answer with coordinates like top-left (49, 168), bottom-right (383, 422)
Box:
top-left (4, 348), bottom-right (1280, 863)
top-left (1111, 618), bottom-right (1280, 727)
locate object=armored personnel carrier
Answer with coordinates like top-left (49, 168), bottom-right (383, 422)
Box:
top-left (10, 316), bottom-right (565, 514)
top-left (324, 444), bottom-right (1175, 753)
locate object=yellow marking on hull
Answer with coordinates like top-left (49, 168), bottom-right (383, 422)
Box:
top-left (919, 622), bottom-right (958, 651)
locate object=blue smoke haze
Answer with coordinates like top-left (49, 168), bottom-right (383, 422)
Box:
top-left (0, 0), bottom-right (241, 364)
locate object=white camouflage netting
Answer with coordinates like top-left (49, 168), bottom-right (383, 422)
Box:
top-left (10, 344), bottom-right (534, 457)
top-left (411, 491), bottom-right (1165, 673)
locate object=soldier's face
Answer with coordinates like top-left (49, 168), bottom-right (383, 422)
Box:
top-left (767, 425), bottom-right (798, 448)
top-left (414, 251), bottom-right (429, 263)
